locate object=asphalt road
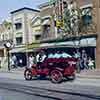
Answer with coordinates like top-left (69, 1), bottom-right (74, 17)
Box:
top-left (0, 77), bottom-right (100, 100)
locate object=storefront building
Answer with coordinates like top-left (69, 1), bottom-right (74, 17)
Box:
top-left (38, 0), bottom-right (100, 69)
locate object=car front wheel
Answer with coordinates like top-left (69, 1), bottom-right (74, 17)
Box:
top-left (24, 69), bottom-right (32, 80)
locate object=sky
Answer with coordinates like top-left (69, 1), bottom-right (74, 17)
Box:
top-left (0, 0), bottom-right (47, 23)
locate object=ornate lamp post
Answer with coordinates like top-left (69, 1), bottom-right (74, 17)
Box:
top-left (4, 41), bottom-right (12, 71)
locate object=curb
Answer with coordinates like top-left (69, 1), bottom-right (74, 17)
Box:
top-left (0, 69), bottom-right (24, 74)
top-left (76, 74), bottom-right (100, 79)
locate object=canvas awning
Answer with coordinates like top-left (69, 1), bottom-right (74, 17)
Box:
top-left (40, 37), bottom-right (96, 48)
top-left (9, 47), bottom-right (25, 53)
top-left (9, 43), bottom-right (40, 53)
top-left (42, 19), bottom-right (50, 25)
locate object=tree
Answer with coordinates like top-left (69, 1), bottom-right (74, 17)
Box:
top-left (2, 20), bottom-right (12, 30)
top-left (63, 1), bottom-right (72, 34)
top-left (1, 20), bottom-right (12, 40)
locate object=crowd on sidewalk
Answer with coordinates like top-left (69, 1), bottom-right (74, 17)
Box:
top-left (74, 49), bottom-right (96, 73)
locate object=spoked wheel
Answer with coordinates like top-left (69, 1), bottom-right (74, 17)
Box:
top-left (24, 69), bottom-right (32, 80)
top-left (50, 70), bottom-right (63, 83)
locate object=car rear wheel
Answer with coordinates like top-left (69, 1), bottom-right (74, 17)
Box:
top-left (50, 70), bottom-right (63, 83)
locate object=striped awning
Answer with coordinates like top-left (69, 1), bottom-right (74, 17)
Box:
top-left (42, 19), bottom-right (50, 25)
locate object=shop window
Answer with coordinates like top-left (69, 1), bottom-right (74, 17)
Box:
top-left (82, 15), bottom-right (92, 25)
top-left (82, 7), bottom-right (92, 25)
top-left (42, 25), bottom-right (50, 38)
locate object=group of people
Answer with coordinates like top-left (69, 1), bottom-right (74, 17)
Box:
top-left (10, 49), bottom-right (95, 71)
top-left (74, 49), bottom-right (95, 71)
top-left (48, 51), bottom-right (72, 58)
top-left (28, 50), bottom-right (73, 68)
top-left (27, 50), bottom-right (47, 68)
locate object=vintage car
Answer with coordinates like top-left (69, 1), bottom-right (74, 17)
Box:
top-left (24, 53), bottom-right (77, 83)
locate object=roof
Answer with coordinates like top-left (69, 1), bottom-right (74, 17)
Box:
top-left (10, 7), bottom-right (40, 14)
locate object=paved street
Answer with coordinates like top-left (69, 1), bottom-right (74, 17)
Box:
top-left (0, 69), bottom-right (100, 100)
top-left (0, 89), bottom-right (51, 100)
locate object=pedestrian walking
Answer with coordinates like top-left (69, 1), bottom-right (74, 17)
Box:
top-left (74, 49), bottom-right (81, 73)
top-left (19, 59), bottom-right (23, 67)
top-left (81, 50), bottom-right (88, 70)
top-left (12, 55), bottom-right (17, 68)
top-left (88, 57), bottom-right (95, 70)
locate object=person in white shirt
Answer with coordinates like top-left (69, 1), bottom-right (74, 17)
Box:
top-left (29, 54), bottom-right (34, 68)
top-left (74, 50), bottom-right (80, 58)
top-left (19, 59), bottom-right (23, 67)
top-left (88, 57), bottom-right (94, 70)
top-left (36, 50), bottom-right (47, 69)
top-left (41, 50), bottom-right (47, 62)
top-left (12, 55), bottom-right (17, 68)
top-left (81, 50), bottom-right (88, 69)
top-left (36, 50), bottom-right (47, 63)
top-left (36, 53), bottom-right (40, 63)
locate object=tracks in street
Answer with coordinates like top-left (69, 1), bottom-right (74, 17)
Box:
top-left (0, 82), bottom-right (100, 100)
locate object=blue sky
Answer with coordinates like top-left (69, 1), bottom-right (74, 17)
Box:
top-left (0, 0), bottom-right (47, 23)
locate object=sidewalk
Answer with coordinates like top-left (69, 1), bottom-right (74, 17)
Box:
top-left (0, 67), bottom-right (24, 74)
top-left (76, 69), bottom-right (100, 79)
top-left (0, 67), bottom-right (24, 80)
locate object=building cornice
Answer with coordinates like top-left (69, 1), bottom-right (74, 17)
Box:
top-left (10, 7), bottom-right (40, 14)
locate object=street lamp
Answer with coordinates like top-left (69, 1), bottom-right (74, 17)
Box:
top-left (4, 41), bottom-right (12, 71)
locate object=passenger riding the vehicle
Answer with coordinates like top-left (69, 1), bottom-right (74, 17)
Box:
top-left (53, 51), bottom-right (61, 58)
top-left (61, 51), bottom-right (72, 58)
top-left (48, 53), bottom-right (54, 58)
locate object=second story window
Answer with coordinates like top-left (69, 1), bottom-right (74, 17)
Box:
top-left (15, 23), bottom-right (22, 30)
top-left (16, 37), bottom-right (23, 45)
top-left (82, 7), bottom-right (92, 25)
top-left (2, 34), bottom-right (5, 40)
top-left (35, 35), bottom-right (41, 40)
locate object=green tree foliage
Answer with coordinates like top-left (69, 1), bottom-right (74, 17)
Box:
top-left (2, 20), bottom-right (12, 30)
top-left (63, 1), bottom-right (72, 34)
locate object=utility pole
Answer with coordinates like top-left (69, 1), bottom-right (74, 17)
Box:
top-left (4, 42), bottom-right (12, 71)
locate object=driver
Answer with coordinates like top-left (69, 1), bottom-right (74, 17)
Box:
top-left (36, 50), bottom-right (46, 63)
top-left (36, 50), bottom-right (47, 69)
